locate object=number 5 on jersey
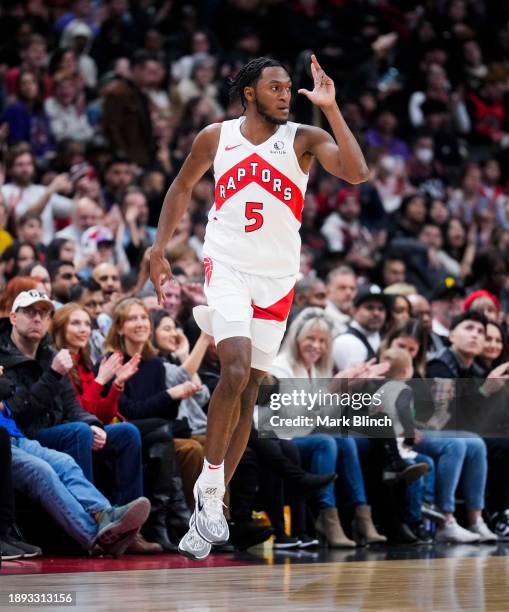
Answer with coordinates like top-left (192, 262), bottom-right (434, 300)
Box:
top-left (245, 202), bottom-right (264, 233)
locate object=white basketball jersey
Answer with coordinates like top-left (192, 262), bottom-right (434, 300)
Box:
top-left (203, 117), bottom-right (309, 278)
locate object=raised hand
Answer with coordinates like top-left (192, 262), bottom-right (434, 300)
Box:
top-left (96, 352), bottom-right (124, 385)
top-left (173, 329), bottom-right (190, 362)
top-left (114, 353), bottom-right (141, 386)
top-left (298, 54), bottom-right (336, 109)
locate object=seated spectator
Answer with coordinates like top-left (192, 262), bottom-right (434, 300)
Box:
top-left (0, 366), bottom-right (42, 560)
top-left (385, 294), bottom-right (411, 329)
top-left (380, 257), bottom-right (406, 288)
top-left (272, 308), bottom-right (403, 545)
top-left (0, 291), bottom-right (150, 556)
top-left (430, 276), bottom-right (465, 350)
top-left (1, 70), bottom-right (53, 160)
top-left (463, 290), bottom-right (501, 322)
top-left (16, 212), bottom-right (44, 258)
top-left (0, 241), bottom-right (37, 281)
top-left (48, 260), bottom-right (79, 305)
top-left (366, 109), bottom-right (410, 160)
top-left (104, 298), bottom-right (205, 510)
top-left (324, 266), bottom-right (357, 336)
top-left (69, 278), bottom-right (106, 362)
top-left (418, 311), bottom-right (500, 542)
top-left (52, 303), bottom-right (190, 553)
top-left (1, 144), bottom-right (74, 244)
top-left (151, 310), bottom-right (211, 437)
top-left (92, 262), bottom-right (123, 314)
top-left (46, 237), bottom-right (77, 266)
top-left (44, 72), bottom-right (93, 143)
top-left (333, 285), bottom-right (388, 370)
top-left (55, 197), bottom-right (104, 258)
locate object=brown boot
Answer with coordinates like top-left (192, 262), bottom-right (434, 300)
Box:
top-left (352, 504), bottom-right (387, 545)
top-left (315, 507), bottom-right (356, 548)
top-left (126, 532), bottom-right (163, 554)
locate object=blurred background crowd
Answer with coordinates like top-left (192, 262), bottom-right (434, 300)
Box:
top-left (2, 0), bottom-right (509, 561)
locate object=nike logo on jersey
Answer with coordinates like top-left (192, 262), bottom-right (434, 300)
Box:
top-left (225, 144), bottom-right (241, 151)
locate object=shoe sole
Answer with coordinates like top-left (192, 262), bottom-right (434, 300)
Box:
top-left (102, 529), bottom-right (139, 558)
top-left (96, 498), bottom-right (151, 546)
top-left (177, 543), bottom-right (211, 561)
top-left (1, 553), bottom-right (23, 560)
top-left (273, 541), bottom-right (301, 549)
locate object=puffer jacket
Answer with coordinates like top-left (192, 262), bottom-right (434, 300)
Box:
top-left (0, 318), bottom-right (101, 437)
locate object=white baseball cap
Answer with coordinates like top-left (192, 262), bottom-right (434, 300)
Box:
top-left (11, 290), bottom-right (55, 314)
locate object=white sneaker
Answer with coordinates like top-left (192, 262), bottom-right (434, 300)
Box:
top-left (435, 517), bottom-right (481, 543)
top-left (468, 518), bottom-right (498, 543)
top-left (193, 482), bottom-right (229, 544)
top-left (178, 517), bottom-right (212, 561)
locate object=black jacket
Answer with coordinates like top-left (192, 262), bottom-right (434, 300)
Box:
top-left (426, 347), bottom-right (485, 432)
top-left (0, 318), bottom-right (101, 437)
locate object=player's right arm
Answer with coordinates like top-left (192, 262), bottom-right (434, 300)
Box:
top-left (150, 124), bottom-right (220, 302)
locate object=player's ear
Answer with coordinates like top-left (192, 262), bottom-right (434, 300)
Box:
top-left (244, 86), bottom-right (255, 102)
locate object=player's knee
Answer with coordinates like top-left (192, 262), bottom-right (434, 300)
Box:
top-left (221, 361), bottom-right (251, 394)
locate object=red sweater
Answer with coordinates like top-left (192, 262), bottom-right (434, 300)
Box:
top-left (71, 360), bottom-right (124, 424)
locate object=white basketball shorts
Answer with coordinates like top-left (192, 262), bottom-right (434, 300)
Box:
top-left (193, 256), bottom-right (296, 371)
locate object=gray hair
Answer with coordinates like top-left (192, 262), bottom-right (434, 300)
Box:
top-left (280, 307), bottom-right (335, 377)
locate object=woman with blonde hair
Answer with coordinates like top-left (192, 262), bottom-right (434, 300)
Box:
top-left (52, 302), bottom-right (190, 552)
top-left (104, 298), bottom-right (206, 533)
top-left (270, 307), bottom-right (387, 547)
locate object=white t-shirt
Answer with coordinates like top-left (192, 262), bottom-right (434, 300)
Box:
top-left (332, 321), bottom-right (381, 370)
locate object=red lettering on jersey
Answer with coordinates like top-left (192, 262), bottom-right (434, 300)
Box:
top-left (215, 153), bottom-right (304, 222)
top-left (252, 287), bottom-right (295, 322)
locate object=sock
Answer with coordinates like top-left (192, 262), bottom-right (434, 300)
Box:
top-left (197, 458), bottom-right (225, 490)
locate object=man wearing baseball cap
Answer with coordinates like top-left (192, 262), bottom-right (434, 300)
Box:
top-left (0, 291), bottom-right (150, 555)
top-left (0, 291), bottom-right (146, 520)
top-left (430, 276), bottom-right (465, 356)
top-left (332, 284), bottom-right (389, 370)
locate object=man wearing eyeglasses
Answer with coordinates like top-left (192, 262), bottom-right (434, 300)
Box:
top-left (0, 290), bottom-right (145, 514)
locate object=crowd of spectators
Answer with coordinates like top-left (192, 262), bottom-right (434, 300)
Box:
top-left (2, 0), bottom-right (509, 560)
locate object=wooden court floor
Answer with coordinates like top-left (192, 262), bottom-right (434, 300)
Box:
top-left (2, 556), bottom-right (509, 611)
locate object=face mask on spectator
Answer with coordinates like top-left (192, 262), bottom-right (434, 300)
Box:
top-left (415, 148), bottom-right (434, 164)
top-left (380, 156), bottom-right (397, 172)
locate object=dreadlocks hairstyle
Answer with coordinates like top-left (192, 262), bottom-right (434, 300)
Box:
top-left (229, 56), bottom-right (289, 111)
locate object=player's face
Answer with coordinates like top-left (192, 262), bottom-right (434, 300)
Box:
top-left (252, 67), bottom-right (292, 125)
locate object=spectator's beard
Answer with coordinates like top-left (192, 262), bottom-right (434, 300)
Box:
top-left (255, 98), bottom-right (287, 126)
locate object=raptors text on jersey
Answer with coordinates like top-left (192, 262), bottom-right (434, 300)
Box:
top-left (203, 117), bottom-right (309, 278)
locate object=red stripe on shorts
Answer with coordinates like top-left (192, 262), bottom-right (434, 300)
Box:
top-left (252, 287), bottom-right (294, 322)
top-left (204, 257), bottom-right (213, 286)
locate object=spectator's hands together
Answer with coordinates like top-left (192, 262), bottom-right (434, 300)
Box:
top-left (90, 425), bottom-right (107, 451)
top-left (114, 353), bottom-right (141, 386)
top-left (96, 352), bottom-right (124, 385)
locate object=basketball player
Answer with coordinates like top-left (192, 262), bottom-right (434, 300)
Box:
top-left (150, 55), bottom-right (369, 559)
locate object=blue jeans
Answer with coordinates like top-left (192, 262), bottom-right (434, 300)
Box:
top-left (334, 437), bottom-right (367, 506)
top-left (413, 431), bottom-right (487, 512)
top-left (406, 452), bottom-right (435, 523)
top-left (35, 422), bottom-right (143, 505)
top-left (293, 434), bottom-right (337, 509)
top-left (10, 437), bottom-right (109, 550)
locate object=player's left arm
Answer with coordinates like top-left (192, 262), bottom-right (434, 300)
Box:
top-left (298, 55), bottom-right (370, 185)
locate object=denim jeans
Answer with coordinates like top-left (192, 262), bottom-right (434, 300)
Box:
top-left (405, 452), bottom-right (435, 523)
top-left (35, 422), bottom-right (144, 505)
top-left (10, 437), bottom-right (109, 550)
top-left (334, 437), bottom-right (367, 506)
top-left (293, 434), bottom-right (337, 509)
top-left (413, 430), bottom-right (487, 512)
